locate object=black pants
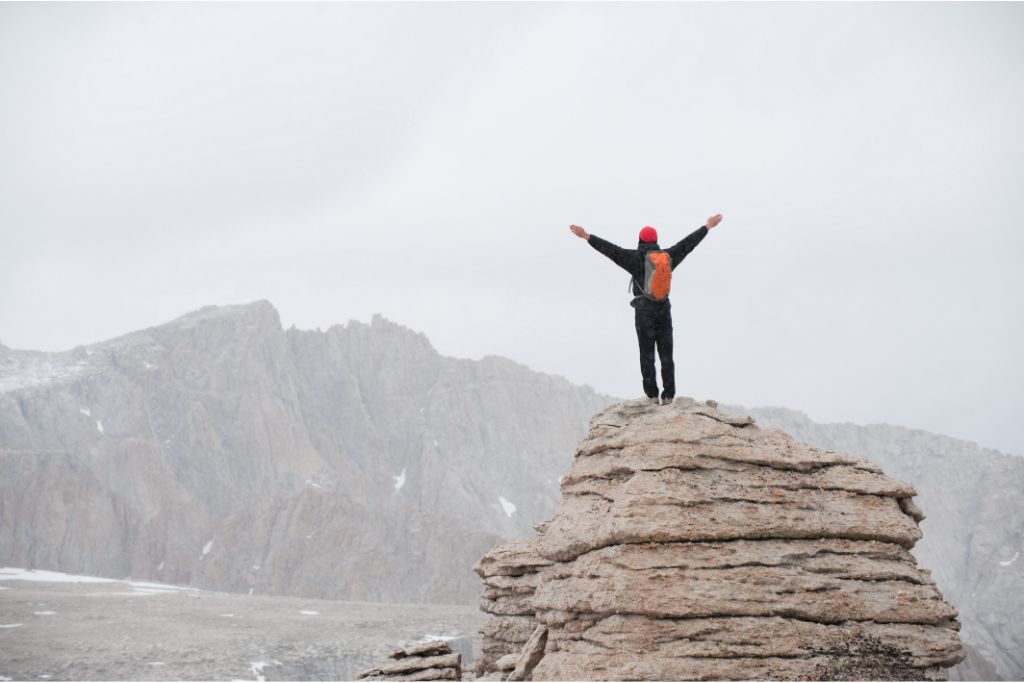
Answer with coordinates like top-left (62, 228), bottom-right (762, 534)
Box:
top-left (634, 302), bottom-right (674, 400)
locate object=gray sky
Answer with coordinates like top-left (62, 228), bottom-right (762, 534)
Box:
top-left (2, 2), bottom-right (1022, 455)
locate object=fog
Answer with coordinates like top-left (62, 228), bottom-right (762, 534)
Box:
top-left (1, 2), bottom-right (1022, 454)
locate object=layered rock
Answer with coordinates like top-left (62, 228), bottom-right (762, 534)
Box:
top-left (728, 405), bottom-right (1024, 681)
top-left (474, 398), bottom-right (965, 681)
top-left (473, 539), bottom-right (551, 674)
top-left (357, 640), bottom-right (462, 681)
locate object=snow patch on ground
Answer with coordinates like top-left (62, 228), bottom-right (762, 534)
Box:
top-left (33, 611), bottom-right (56, 616)
top-left (393, 468), bottom-right (407, 492)
top-left (95, 420), bottom-right (104, 434)
top-left (420, 633), bottom-right (459, 643)
top-left (0, 567), bottom-right (195, 595)
top-left (999, 551), bottom-right (1020, 567)
top-left (200, 540), bottom-right (213, 559)
top-left (304, 480), bottom-right (322, 489)
top-left (0, 624), bottom-right (24, 629)
top-left (299, 610), bottom-right (319, 616)
top-left (498, 496), bottom-right (517, 517)
top-left (79, 407), bottom-right (91, 416)
top-left (128, 582), bottom-right (183, 595)
top-left (250, 660), bottom-right (281, 682)
top-left (0, 568), bottom-right (114, 584)
top-left (157, 562), bottom-right (164, 571)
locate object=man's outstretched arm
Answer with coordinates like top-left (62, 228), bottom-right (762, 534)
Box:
top-left (569, 224), bottom-right (591, 241)
top-left (666, 213), bottom-right (723, 266)
top-left (569, 224), bottom-right (634, 273)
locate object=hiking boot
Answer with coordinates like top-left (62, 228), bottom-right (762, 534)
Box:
top-left (647, 396), bottom-right (659, 405)
top-left (661, 395), bottom-right (674, 406)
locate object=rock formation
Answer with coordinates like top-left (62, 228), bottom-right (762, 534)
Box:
top-left (474, 398), bottom-right (965, 681)
top-left (356, 643), bottom-right (460, 683)
top-left (357, 640), bottom-right (463, 681)
top-left (474, 540), bottom-right (553, 675)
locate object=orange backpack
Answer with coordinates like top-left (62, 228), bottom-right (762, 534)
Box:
top-left (632, 250), bottom-right (673, 302)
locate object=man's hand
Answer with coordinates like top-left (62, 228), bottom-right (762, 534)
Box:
top-left (569, 224), bottom-right (590, 241)
top-left (706, 213), bottom-right (723, 229)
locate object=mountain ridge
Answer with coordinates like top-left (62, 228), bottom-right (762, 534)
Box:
top-left (5, 301), bottom-right (1014, 460)
top-left (1, 301), bottom-right (611, 603)
top-left (732, 404), bottom-right (1019, 459)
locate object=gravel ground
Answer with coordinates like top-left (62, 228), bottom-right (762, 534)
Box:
top-left (0, 578), bottom-right (485, 681)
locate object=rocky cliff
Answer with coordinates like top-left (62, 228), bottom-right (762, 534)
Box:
top-left (0, 301), bottom-right (610, 603)
top-left (474, 399), bottom-right (965, 681)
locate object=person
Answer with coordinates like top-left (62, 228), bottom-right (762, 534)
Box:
top-left (569, 214), bottom-right (723, 404)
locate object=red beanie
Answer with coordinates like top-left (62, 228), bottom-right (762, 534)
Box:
top-left (639, 226), bottom-right (658, 243)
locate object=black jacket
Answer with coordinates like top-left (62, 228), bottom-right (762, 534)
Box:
top-left (588, 226), bottom-right (708, 303)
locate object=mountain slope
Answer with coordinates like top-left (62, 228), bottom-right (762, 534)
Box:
top-left (0, 301), bottom-right (611, 603)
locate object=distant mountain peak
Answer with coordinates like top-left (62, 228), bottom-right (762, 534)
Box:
top-left (164, 300), bottom-right (281, 330)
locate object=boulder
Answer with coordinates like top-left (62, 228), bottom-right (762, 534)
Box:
top-left (358, 642), bottom-right (462, 681)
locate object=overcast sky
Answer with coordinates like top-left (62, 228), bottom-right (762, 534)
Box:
top-left (1, 2), bottom-right (1022, 455)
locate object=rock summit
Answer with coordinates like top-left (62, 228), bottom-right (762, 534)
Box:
top-left (473, 398), bottom-right (965, 680)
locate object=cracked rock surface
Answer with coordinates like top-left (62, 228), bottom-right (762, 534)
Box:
top-left (473, 398), bottom-right (965, 681)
